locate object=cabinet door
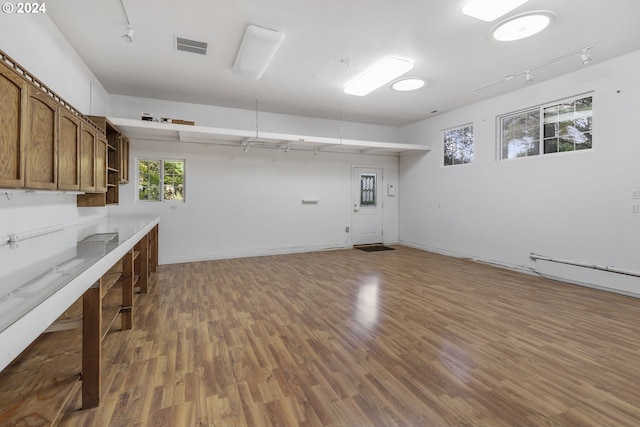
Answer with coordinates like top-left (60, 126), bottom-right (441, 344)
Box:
top-left (0, 61), bottom-right (27, 188)
top-left (80, 123), bottom-right (96, 192)
top-left (119, 136), bottom-right (129, 183)
top-left (95, 134), bottom-right (107, 192)
top-left (25, 85), bottom-right (58, 189)
top-left (58, 108), bottom-right (81, 190)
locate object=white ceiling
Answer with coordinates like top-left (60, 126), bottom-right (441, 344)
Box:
top-left (48, 0), bottom-right (640, 127)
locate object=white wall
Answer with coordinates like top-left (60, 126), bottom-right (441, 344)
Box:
top-left (0, 14), bottom-right (109, 115)
top-left (108, 94), bottom-right (403, 265)
top-left (109, 139), bottom-right (399, 264)
top-left (399, 50), bottom-right (640, 296)
top-left (0, 14), bottom-right (110, 240)
top-left (1, 14), bottom-right (400, 257)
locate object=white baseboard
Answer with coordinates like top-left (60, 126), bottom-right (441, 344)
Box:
top-left (399, 240), bottom-right (640, 299)
top-left (159, 242), bottom-right (353, 265)
top-left (399, 240), bottom-right (534, 275)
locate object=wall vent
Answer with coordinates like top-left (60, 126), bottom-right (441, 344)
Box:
top-left (176, 37), bottom-right (208, 55)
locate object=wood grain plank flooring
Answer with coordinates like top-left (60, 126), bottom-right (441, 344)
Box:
top-left (59, 246), bottom-right (640, 426)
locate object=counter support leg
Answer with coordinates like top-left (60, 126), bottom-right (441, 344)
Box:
top-left (121, 249), bottom-right (134, 330)
top-left (82, 279), bottom-right (102, 408)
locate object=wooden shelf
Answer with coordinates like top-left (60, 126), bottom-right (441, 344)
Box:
top-left (0, 224), bottom-right (159, 423)
top-left (101, 272), bottom-right (121, 299)
top-left (0, 329), bottom-right (82, 426)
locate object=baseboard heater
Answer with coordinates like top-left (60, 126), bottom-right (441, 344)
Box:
top-left (530, 253), bottom-right (640, 279)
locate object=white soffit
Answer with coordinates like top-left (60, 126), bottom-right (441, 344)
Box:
top-left (108, 117), bottom-right (431, 155)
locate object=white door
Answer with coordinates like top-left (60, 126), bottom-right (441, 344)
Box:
top-left (352, 167), bottom-right (383, 245)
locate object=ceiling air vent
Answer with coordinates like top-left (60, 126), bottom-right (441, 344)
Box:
top-left (176, 37), bottom-right (208, 55)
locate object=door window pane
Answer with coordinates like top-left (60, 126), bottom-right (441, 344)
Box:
top-left (360, 174), bottom-right (376, 207)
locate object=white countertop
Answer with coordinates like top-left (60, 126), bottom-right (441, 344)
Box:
top-left (0, 215), bottom-right (159, 371)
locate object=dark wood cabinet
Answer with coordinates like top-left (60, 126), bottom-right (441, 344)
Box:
top-left (0, 60), bottom-right (27, 188)
top-left (77, 116), bottom-right (128, 206)
top-left (58, 108), bottom-right (81, 191)
top-left (25, 85), bottom-right (58, 190)
top-left (95, 134), bottom-right (107, 193)
top-left (80, 124), bottom-right (96, 192)
top-left (119, 135), bottom-right (129, 184)
top-left (0, 50), bottom-right (109, 197)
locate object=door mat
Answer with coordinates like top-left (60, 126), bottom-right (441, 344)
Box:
top-left (355, 245), bottom-right (396, 252)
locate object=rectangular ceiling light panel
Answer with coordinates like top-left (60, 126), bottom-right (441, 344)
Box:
top-left (232, 25), bottom-right (285, 80)
top-left (344, 57), bottom-right (414, 97)
top-left (462, 0), bottom-right (529, 22)
top-left (176, 37), bottom-right (208, 55)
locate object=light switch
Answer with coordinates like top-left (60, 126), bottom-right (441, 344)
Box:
top-left (632, 189), bottom-right (640, 200)
top-left (632, 203), bottom-right (639, 214)
top-left (387, 183), bottom-right (396, 196)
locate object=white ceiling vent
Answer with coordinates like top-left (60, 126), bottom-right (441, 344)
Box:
top-left (176, 37), bottom-right (207, 55)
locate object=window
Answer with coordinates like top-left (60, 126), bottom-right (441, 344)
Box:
top-left (500, 94), bottom-right (592, 160)
top-left (444, 124), bottom-right (474, 166)
top-left (138, 159), bottom-right (185, 202)
top-left (360, 173), bottom-right (377, 207)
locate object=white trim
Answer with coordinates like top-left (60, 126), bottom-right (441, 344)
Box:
top-left (497, 92), bottom-right (594, 161)
top-left (159, 243), bottom-right (353, 265)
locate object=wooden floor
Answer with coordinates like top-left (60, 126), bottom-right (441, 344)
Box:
top-left (59, 246), bottom-right (640, 426)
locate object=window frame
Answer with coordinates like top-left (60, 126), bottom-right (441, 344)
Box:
top-left (498, 93), bottom-right (593, 161)
top-left (443, 123), bottom-right (474, 167)
top-left (136, 158), bottom-right (186, 202)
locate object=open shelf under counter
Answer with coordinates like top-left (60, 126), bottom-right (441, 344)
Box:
top-left (0, 215), bottom-right (160, 372)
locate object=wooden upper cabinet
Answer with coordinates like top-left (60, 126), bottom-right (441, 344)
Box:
top-left (0, 61), bottom-right (27, 188)
top-left (25, 84), bottom-right (58, 190)
top-left (95, 134), bottom-right (107, 193)
top-left (80, 123), bottom-right (96, 192)
top-left (58, 108), bottom-right (81, 191)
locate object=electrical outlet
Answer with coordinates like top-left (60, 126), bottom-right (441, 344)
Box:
top-left (632, 203), bottom-right (639, 214)
top-left (632, 189), bottom-right (640, 200)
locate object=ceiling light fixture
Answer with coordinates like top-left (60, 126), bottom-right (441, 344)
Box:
top-left (119, 0), bottom-right (134, 43)
top-left (344, 57), bottom-right (414, 96)
top-left (580, 49), bottom-right (592, 65)
top-left (462, 0), bottom-right (529, 22)
top-left (491, 11), bottom-right (554, 41)
top-left (232, 25), bottom-right (285, 80)
top-left (391, 78), bottom-right (426, 92)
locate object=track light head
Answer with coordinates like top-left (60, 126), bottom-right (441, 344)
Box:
top-left (580, 50), bottom-right (592, 65)
top-left (525, 70), bottom-right (534, 84)
top-left (122, 26), bottom-right (134, 43)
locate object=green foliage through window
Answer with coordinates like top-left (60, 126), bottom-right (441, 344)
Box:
top-left (444, 124), bottom-right (474, 166)
top-left (138, 159), bottom-right (185, 202)
top-left (500, 95), bottom-right (592, 160)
